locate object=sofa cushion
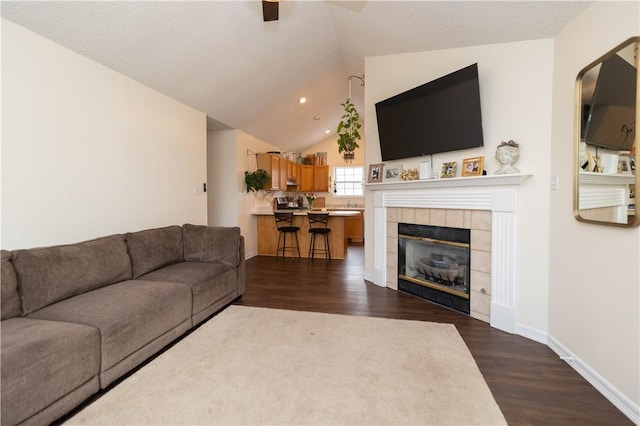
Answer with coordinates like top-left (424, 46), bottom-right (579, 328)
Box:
top-left (125, 225), bottom-right (184, 279)
top-left (1, 317), bottom-right (100, 426)
top-left (183, 224), bottom-right (240, 266)
top-left (28, 280), bottom-right (192, 384)
top-left (11, 235), bottom-right (132, 315)
top-left (140, 261), bottom-right (238, 317)
top-left (1, 250), bottom-right (21, 319)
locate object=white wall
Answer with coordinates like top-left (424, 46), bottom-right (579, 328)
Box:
top-left (302, 132), bottom-right (365, 206)
top-left (207, 129), bottom-right (280, 258)
top-left (549, 2), bottom-right (639, 419)
top-left (1, 20), bottom-right (207, 249)
top-left (364, 39), bottom-right (555, 339)
top-left (207, 130), bottom-right (238, 227)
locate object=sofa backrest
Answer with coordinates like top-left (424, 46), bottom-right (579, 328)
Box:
top-left (1, 250), bottom-right (22, 319)
top-left (182, 224), bottom-right (241, 267)
top-left (125, 225), bottom-right (184, 279)
top-left (11, 235), bottom-right (132, 315)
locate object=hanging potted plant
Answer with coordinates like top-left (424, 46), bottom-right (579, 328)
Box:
top-left (337, 98), bottom-right (361, 163)
top-left (244, 169), bottom-right (270, 193)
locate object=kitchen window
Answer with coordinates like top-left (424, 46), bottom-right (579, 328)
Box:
top-left (333, 166), bottom-right (363, 197)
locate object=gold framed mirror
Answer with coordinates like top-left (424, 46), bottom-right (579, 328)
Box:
top-left (575, 37), bottom-right (639, 227)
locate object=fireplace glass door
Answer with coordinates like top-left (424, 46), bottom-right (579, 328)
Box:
top-left (398, 223), bottom-right (470, 314)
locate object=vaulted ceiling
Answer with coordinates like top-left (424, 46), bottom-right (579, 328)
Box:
top-left (1, 1), bottom-right (590, 153)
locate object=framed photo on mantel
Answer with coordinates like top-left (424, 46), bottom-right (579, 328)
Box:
top-left (384, 166), bottom-right (401, 182)
top-left (368, 163), bottom-right (384, 183)
top-left (441, 161), bottom-right (457, 178)
top-left (462, 156), bottom-right (484, 177)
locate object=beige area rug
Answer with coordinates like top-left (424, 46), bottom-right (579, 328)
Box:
top-left (66, 306), bottom-right (506, 425)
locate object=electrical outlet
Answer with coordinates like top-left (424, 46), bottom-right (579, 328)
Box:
top-left (551, 175), bottom-right (559, 190)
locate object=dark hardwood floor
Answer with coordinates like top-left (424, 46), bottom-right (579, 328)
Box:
top-left (235, 244), bottom-right (632, 426)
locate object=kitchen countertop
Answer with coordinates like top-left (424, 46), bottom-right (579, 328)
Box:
top-left (326, 207), bottom-right (364, 211)
top-left (252, 210), bottom-right (361, 216)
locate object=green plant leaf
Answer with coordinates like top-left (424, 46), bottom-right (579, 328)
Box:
top-left (336, 97), bottom-right (361, 157)
top-left (244, 168), bottom-right (271, 193)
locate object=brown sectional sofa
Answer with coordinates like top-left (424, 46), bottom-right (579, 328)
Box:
top-left (1, 224), bottom-right (245, 426)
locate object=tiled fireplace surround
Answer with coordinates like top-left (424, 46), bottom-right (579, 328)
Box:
top-left (387, 207), bottom-right (492, 322)
top-left (369, 175), bottom-right (530, 333)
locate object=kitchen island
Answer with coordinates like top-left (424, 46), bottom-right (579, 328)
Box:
top-left (253, 210), bottom-right (361, 259)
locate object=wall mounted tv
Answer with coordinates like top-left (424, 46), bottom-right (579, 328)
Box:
top-left (375, 63), bottom-right (484, 161)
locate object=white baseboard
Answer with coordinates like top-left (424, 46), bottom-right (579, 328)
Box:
top-left (245, 250), bottom-right (258, 259)
top-left (515, 323), bottom-right (548, 344)
top-left (373, 268), bottom-right (385, 287)
top-left (489, 302), bottom-right (515, 333)
top-left (547, 334), bottom-right (639, 424)
top-left (363, 273), bottom-right (381, 286)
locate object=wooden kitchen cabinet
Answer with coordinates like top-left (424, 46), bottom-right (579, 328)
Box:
top-left (313, 165), bottom-right (329, 192)
top-left (259, 156), bottom-right (326, 193)
top-left (287, 161), bottom-right (300, 186)
top-left (256, 154), bottom-right (288, 190)
top-left (299, 165), bottom-right (314, 192)
top-left (346, 211), bottom-right (364, 242)
top-left (300, 165), bottom-right (329, 192)
top-left (287, 161), bottom-right (294, 181)
top-left (278, 158), bottom-right (287, 189)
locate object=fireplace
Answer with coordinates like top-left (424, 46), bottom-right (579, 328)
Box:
top-left (398, 223), bottom-right (471, 314)
top-left (368, 174), bottom-right (530, 333)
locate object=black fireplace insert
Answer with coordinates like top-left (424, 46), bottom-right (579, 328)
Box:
top-left (397, 223), bottom-right (471, 314)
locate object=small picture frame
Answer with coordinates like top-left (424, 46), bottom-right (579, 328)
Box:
top-left (441, 162), bottom-right (457, 178)
top-left (462, 156), bottom-right (484, 177)
top-left (384, 166), bottom-right (401, 181)
top-left (368, 163), bottom-right (384, 183)
top-left (618, 156), bottom-right (633, 175)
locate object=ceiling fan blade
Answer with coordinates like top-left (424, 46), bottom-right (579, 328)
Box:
top-left (262, 0), bottom-right (279, 22)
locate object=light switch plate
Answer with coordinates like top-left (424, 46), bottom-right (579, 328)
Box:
top-left (193, 184), bottom-right (205, 195)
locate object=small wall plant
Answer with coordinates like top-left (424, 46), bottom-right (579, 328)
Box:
top-left (244, 169), bottom-right (270, 193)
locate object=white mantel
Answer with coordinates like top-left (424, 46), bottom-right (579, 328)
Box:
top-left (366, 174), bottom-right (532, 334)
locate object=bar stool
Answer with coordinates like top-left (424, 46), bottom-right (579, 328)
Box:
top-left (274, 211), bottom-right (300, 259)
top-left (307, 212), bottom-right (331, 260)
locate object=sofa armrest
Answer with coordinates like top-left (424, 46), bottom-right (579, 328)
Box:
top-left (182, 224), bottom-right (241, 267)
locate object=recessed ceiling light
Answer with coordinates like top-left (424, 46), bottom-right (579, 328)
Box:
top-left (298, 97), bottom-right (307, 104)
top-left (324, 129), bottom-right (331, 134)
top-left (313, 115), bottom-right (321, 121)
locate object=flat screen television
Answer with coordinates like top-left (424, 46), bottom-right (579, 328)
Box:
top-left (581, 53), bottom-right (636, 151)
top-left (375, 63), bottom-right (484, 162)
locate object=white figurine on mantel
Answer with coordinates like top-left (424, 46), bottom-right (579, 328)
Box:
top-left (495, 140), bottom-right (520, 174)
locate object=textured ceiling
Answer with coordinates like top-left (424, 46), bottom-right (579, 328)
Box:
top-left (1, 1), bottom-right (590, 153)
